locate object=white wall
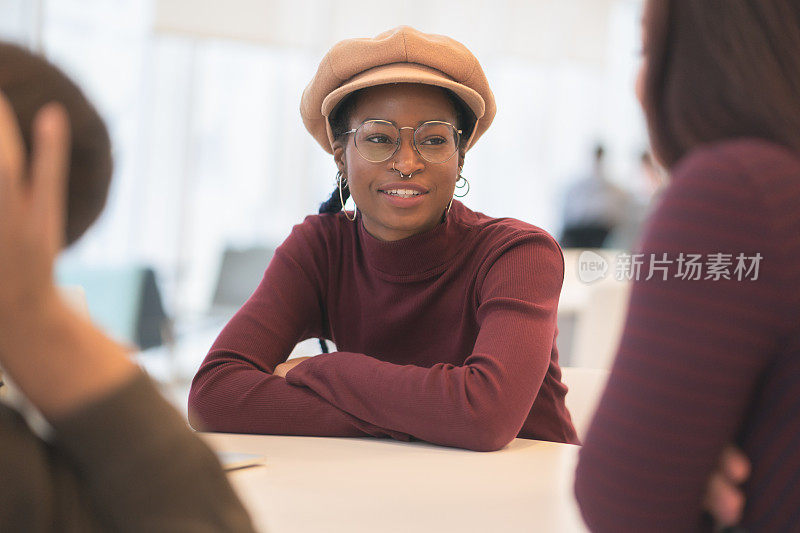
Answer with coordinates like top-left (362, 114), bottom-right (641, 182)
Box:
top-left (2, 0), bottom-right (647, 320)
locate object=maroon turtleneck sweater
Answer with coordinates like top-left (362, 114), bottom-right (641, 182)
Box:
top-left (189, 200), bottom-right (577, 451)
top-left (575, 139), bottom-right (800, 531)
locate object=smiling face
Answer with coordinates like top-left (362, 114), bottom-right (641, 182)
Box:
top-left (332, 84), bottom-right (465, 242)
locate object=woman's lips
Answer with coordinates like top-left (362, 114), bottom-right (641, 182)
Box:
top-left (378, 188), bottom-right (428, 208)
top-left (377, 182), bottom-right (430, 208)
top-left (377, 182), bottom-right (429, 194)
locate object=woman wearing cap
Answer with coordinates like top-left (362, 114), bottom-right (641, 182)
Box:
top-left (189, 26), bottom-right (578, 451)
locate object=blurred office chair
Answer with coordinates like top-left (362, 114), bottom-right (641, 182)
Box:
top-left (57, 265), bottom-right (171, 350)
top-left (210, 246), bottom-right (274, 315)
top-left (209, 246), bottom-right (338, 359)
top-left (153, 246), bottom-right (274, 380)
top-left (561, 366), bottom-right (610, 441)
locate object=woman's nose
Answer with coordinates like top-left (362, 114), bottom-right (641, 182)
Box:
top-left (393, 129), bottom-right (425, 176)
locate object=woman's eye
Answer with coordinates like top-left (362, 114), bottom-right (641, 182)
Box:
top-left (366, 135), bottom-right (393, 144)
top-left (421, 136), bottom-right (447, 146)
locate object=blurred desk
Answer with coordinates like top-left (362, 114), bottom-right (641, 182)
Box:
top-left (201, 433), bottom-right (588, 533)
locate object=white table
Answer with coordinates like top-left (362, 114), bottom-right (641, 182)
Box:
top-left (201, 433), bottom-right (588, 533)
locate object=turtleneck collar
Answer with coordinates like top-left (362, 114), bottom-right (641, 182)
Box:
top-left (356, 200), bottom-right (473, 279)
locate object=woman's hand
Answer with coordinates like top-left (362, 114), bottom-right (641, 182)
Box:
top-left (0, 92), bottom-right (137, 417)
top-left (274, 357), bottom-right (313, 378)
top-left (704, 445), bottom-right (750, 527)
top-left (0, 92), bottom-right (69, 325)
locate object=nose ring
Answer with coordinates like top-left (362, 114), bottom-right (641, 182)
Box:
top-left (392, 161), bottom-right (418, 180)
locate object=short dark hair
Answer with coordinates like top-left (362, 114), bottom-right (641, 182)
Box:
top-left (0, 41), bottom-right (112, 246)
top-left (641, 0), bottom-right (800, 168)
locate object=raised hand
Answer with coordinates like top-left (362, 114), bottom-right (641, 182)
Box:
top-left (0, 92), bottom-right (70, 324)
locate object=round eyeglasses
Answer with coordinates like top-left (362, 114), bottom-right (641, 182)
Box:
top-left (343, 120), bottom-right (462, 164)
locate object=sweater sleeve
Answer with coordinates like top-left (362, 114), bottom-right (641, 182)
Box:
top-left (284, 231), bottom-right (564, 452)
top-left (574, 146), bottom-right (792, 531)
top-left (188, 219), bottom-right (411, 440)
top-left (1, 402), bottom-right (102, 532)
top-left (33, 371), bottom-right (255, 533)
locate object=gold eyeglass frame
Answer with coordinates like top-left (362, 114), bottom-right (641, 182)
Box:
top-left (342, 119), bottom-right (462, 164)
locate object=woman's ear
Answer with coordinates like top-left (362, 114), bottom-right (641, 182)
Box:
top-left (332, 141), bottom-right (347, 174)
top-left (458, 150), bottom-right (466, 171)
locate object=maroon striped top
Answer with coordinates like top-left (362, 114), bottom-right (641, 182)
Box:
top-left (189, 200), bottom-right (577, 451)
top-left (575, 139), bottom-right (800, 531)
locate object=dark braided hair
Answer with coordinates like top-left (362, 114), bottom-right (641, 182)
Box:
top-left (315, 86), bottom-right (475, 354)
top-left (318, 92), bottom-right (360, 215)
top-left (317, 175), bottom-right (349, 215)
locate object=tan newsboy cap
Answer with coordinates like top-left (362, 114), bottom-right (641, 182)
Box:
top-left (300, 26), bottom-right (496, 154)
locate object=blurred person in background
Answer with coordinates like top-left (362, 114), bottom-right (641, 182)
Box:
top-left (560, 144), bottom-right (633, 249)
top-left (0, 42), bottom-right (254, 532)
top-left (605, 150), bottom-right (666, 250)
top-left (189, 26), bottom-right (578, 452)
top-left (575, 0), bottom-right (800, 530)
top-left (635, 150), bottom-right (664, 201)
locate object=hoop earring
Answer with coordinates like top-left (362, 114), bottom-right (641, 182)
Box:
top-left (455, 168), bottom-right (470, 198)
top-left (337, 170), bottom-right (357, 222)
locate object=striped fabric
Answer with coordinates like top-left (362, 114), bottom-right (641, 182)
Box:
top-left (575, 139), bottom-right (800, 532)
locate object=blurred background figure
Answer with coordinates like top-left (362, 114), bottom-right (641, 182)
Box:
top-left (635, 150), bottom-right (663, 200)
top-left (604, 149), bottom-right (665, 250)
top-left (559, 144), bottom-right (633, 249)
top-left (0, 0), bottom-right (650, 397)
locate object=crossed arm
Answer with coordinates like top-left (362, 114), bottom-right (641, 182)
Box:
top-left (188, 228), bottom-right (564, 452)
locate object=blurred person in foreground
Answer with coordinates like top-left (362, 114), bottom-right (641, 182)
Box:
top-left (575, 0), bottom-right (800, 531)
top-left (0, 42), bottom-right (254, 532)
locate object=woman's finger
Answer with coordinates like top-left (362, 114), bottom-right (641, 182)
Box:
top-left (705, 471), bottom-right (746, 526)
top-left (0, 91), bottom-right (26, 188)
top-left (721, 446), bottom-right (750, 483)
top-left (29, 102), bottom-right (70, 245)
